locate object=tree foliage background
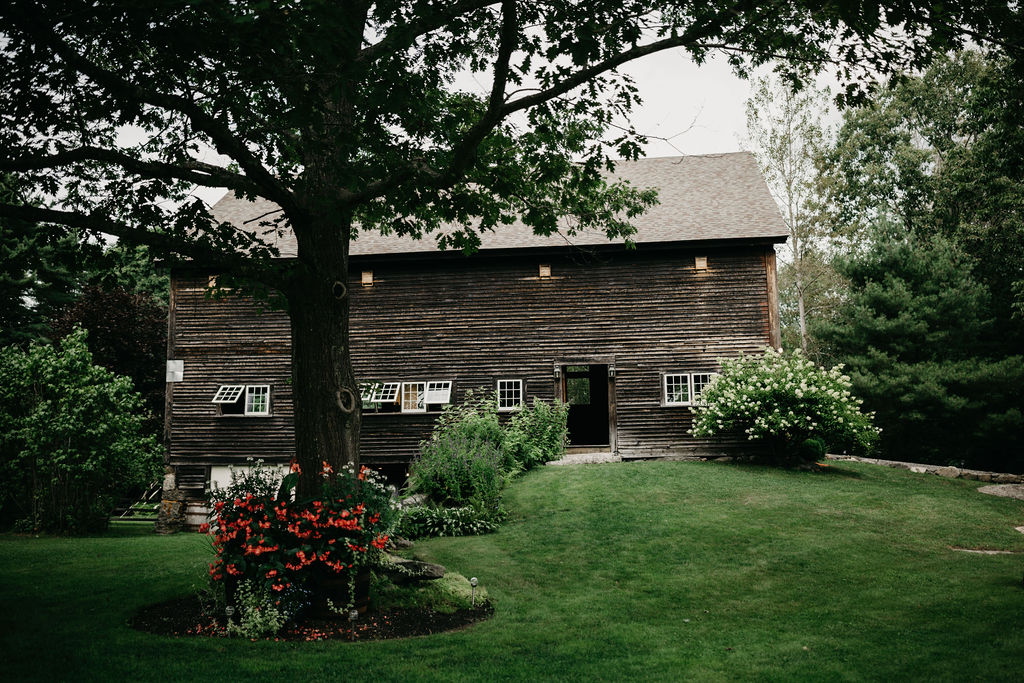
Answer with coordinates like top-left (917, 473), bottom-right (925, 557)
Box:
top-left (0, 328), bottom-right (164, 533)
top-left (809, 50), bottom-right (1024, 470)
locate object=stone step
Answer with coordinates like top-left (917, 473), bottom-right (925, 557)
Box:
top-left (547, 453), bottom-right (622, 466)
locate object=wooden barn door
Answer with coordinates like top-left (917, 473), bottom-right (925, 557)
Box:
top-left (562, 364), bottom-right (610, 447)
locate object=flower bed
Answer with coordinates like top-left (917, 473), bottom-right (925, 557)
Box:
top-left (204, 460), bottom-right (398, 627)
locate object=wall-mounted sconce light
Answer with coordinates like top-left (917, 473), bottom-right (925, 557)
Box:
top-left (695, 256), bottom-right (708, 271)
top-left (361, 270), bottom-right (374, 286)
top-left (539, 264), bottom-right (552, 278)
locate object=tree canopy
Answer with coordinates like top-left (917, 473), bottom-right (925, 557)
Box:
top-left (1, 0), bottom-right (1020, 493)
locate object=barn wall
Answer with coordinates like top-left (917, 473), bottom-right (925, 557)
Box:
top-left (167, 243), bottom-right (776, 472)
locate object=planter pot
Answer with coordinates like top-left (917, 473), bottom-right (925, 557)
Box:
top-left (310, 568), bottom-right (371, 618)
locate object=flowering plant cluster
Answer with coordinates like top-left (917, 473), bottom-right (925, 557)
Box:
top-left (690, 348), bottom-right (879, 460)
top-left (202, 459), bottom-right (398, 596)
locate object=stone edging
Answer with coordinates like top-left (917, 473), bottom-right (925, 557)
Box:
top-left (825, 454), bottom-right (1024, 484)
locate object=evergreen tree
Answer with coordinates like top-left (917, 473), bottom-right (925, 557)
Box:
top-left (0, 177), bottom-right (87, 346)
top-left (815, 228), bottom-right (1024, 471)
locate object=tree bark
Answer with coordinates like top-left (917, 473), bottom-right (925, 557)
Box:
top-left (285, 212), bottom-right (361, 500)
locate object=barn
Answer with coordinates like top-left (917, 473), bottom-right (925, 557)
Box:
top-left (164, 152), bottom-right (787, 499)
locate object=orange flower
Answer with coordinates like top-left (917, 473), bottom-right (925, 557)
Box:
top-left (289, 459), bottom-right (302, 474)
top-left (321, 460), bottom-right (333, 475)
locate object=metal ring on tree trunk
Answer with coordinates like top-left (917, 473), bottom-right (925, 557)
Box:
top-left (332, 280), bottom-right (348, 299)
top-left (335, 387), bottom-right (357, 414)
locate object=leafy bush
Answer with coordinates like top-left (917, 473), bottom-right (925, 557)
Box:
top-left (409, 435), bottom-right (505, 511)
top-left (206, 460), bottom-right (398, 603)
top-left (503, 398), bottom-right (569, 470)
top-left (226, 579), bottom-right (309, 638)
top-left (411, 389), bottom-right (509, 511)
top-left (0, 327), bottom-right (163, 533)
top-left (690, 347), bottom-right (878, 464)
top-left (397, 505), bottom-right (501, 540)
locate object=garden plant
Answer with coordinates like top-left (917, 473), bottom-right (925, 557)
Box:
top-left (0, 327), bottom-right (163, 533)
top-left (402, 392), bottom-right (568, 538)
top-left (691, 347), bottom-right (878, 464)
top-left (205, 459), bottom-right (398, 636)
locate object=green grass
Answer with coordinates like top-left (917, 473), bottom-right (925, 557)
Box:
top-left (2, 460), bottom-right (1024, 681)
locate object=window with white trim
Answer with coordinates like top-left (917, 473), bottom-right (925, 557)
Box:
top-left (425, 381), bottom-right (453, 405)
top-left (370, 382), bottom-right (400, 403)
top-left (691, 373), bottom-right (716, 403)
top-left (401, 382), bottom-right (426, 413)
top-left (664, 374), bottom-right (691, 406)
top-left (497, 379), bottom-right (524, 412)
top-left (212, 384), bottom-right (271, 416)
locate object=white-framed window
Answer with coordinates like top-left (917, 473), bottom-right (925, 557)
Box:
top-left (401, 382), bottom-right (427, 413)
top-left (245, 385), bottom-right (271, 415)
top-left (212, 385), bottom-right (245, 404)
top-left (497, 379), bottom-right (524, 412)
top-left (425, 380), bottom-right (453, 404)
top-left (370, 382), bottom-right (400, 403)
top-left (691, 373), bottom-right (716, 403)
top-left (663, 373), bottom-right (717, 406)
top-left (212, 384), bottom-right (271, 416)
top-left (664, 374), bottom-right (691, 406)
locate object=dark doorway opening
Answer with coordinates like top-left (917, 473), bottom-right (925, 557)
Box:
top-left (563, 364), bottom-right (610, 447)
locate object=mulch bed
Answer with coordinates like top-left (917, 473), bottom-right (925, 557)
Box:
top-left (130, 594), bottom-right (493, 641)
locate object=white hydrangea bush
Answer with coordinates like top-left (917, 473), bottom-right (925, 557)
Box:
top-left (690, 348), bottom-right (878, 458)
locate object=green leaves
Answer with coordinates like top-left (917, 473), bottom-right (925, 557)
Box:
top-left (0, 327), bottom-right (164, 533)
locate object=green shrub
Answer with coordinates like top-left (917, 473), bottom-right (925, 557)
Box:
top-left (0, 327), bottom-right (163, 533)
top-left (226, 579), bottom-right (308, 638)
top-left (397, 505), bottom-right (501, 540)
top-left (504, 398), bottom-right (569, 470)
top-left (690, 347), bottom-right (878, 464)
top-left (409, 435), bottom-right (504, 511)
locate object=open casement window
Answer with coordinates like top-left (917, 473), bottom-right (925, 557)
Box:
top-left (363, 381), bottom-right (400, 413)
top-left (497, 379), bottom-right (524, 412)
top-left (424, 380), bottom-right (453, 405)
top-left (663, 374), bottom-right (692, 406)
top-left (401, 382), bottom-right (427, 413)
top-left (212, 385), bottom-right (271, 416)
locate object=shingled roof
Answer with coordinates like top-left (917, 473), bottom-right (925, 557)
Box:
top-left (211, 151), bottom-right (787, 258)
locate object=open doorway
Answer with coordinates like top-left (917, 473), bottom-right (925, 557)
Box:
top-left (562, 364), bottom-right (610, 447)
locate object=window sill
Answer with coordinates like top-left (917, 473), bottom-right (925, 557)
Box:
top-left (216, 413), bottom-right (274, 418)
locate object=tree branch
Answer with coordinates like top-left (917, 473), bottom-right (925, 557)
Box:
top-left (0, 201), bottom-right (282, 284)
top-left (358, 0), bottom-right (499, 64)
top-left (0, 146), bottom-right (260, 194)
top-left (24, 25), bottom-right (297, 213)
top-left (346, 0), bottom-right (517, 204)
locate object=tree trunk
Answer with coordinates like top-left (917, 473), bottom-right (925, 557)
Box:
top-left (285, 212), bottom-right (361, 500)
top-left (795, 267), bottom-right (808, 353)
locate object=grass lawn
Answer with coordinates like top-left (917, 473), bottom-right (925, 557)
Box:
top-left (2, 460), bottom-right (1024, 681)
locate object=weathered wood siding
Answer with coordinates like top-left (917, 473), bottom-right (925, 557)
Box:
top-left (168, 243), bottom-right (776, 470)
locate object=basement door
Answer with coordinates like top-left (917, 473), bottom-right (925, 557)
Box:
top-left (562, 364), bottom-right (610, 447)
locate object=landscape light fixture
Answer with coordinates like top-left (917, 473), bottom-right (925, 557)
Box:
top-left (349, 609), bottom-right (359, 640)
top-left (470, 576), bottom-right (478, 606)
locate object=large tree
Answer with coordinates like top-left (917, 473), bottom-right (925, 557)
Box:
top-left (816, 50), bottom-right (1024, 346)
top-left (814, 227), bottom-right (1024, 471)
top-left (745, 74), bottom-right (833, 354)
top-left (0, 1), bottom-right (1019, 496)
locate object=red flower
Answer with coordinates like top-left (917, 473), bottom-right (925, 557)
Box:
top-left (289, 459), bottom-right (302, 474)
top-left (198, 522), bottom-right (210, 534)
